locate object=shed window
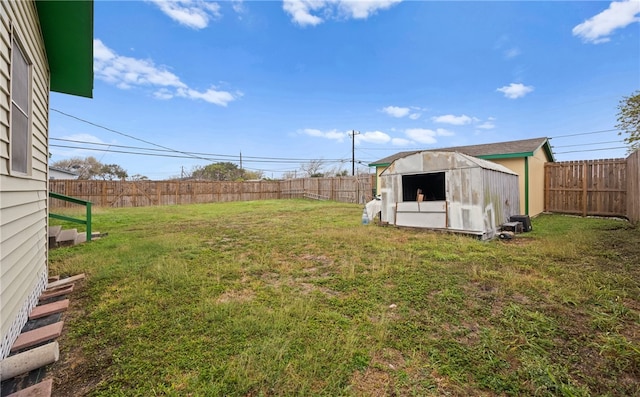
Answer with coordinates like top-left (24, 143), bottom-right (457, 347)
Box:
top-left (10, 38), bottom-right (31, 175)
top-left (402, 172), bottom-right (445, 201)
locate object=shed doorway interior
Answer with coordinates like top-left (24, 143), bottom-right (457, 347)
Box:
top-left (402, 172), bottom-right (445, 202)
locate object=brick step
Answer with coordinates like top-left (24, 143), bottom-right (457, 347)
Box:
top-left (29, 299), bottom-right (69, 320)
top-left (46, 274), bottom-right (85, 290)
top-left (10, 322), bottom-right (64, 353)
top-left (39, 284), bottom-right (74, 301)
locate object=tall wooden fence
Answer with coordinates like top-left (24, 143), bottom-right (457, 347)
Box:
top-left (544, 151), bottom-right (639, 223)
top-left (49, 176), bottom-right (373, 209)
top-left (626, 150), bottom-right (640, 224)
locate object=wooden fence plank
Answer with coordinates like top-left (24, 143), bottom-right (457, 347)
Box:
top-left (544, 157), bottom-right (629, 219)
top-left (50, 177), bottom-right (374, 209)
top-left (627, 150), bottom-right (640, 224)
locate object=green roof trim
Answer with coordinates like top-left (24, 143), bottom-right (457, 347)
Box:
top-left (36, 0), bottom-right (94, 98)
top-left (542, 141), bottom-right (555, 162)
top-left (476, 152), bottom-right (534, 160)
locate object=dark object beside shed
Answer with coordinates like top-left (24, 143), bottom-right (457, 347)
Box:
top-left (509, 215), bottom-right (532, 232)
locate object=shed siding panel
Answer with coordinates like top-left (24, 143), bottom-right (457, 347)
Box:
top-left (482, 167), bottom-right (520, 234)
top-left (447, 168), bottom-right (484, 233)
top-left (491, 158), bottom-right (525, 216)
top-left (0, 1), bottom-right (50, 359)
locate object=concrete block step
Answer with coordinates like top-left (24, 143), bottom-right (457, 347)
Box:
top-left (48, 226), bottom-right (61, 249)
top-left (75, 231), bottom-right (103, 245)
top-left (56, 229), bottom-right (77, 247)
top-left (10, 322), bottom-right (64, 353)
top-left (6, 378), bottom-right (52, 397)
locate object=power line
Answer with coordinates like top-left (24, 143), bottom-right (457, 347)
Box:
top-left (554, 146), bottom-right (628, 154)
top-left (50, 143), bottom-right (352, 165)
top-left (50, 138), bottom-right (345, 162)
top-left (551, 140), bottom-right (623, 148)
top-left (50, 109), bottom-right (357, 170)
top-left (52, 108), bottom-right (225, 163)
top-left (549, 129), bottom-right (619, 139)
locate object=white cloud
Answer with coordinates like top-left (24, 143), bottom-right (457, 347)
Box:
top-left (232, 0), bottom-right (245, 14)
top-left (391, 137), bottom-right (412, 146)
top-left (355, 130), bottom-right (391, 144)
top-left (382, 106), bottom-right (411, 118)
top-left (476, 121), bottom-right (496, 130)
top-left (283, 0), bottom-right (401, 26)
top-left (148, 0), bottom-right (221, 29)
top-left (154, 88), bottom-right (174, 100)
top-left (432, 114), bottom-right (473, 125)
top-left (435, 128), bottom-right (455, 137)
top-left (404, 128), bottom-right (453, 144)
top-left (176, 87), bottom-right (241, 107)
top-left (572, 0), bottom-right (640, 44)
top-left (496, 83), bottom-right (534, 99)
top-left (382, 105), bottom-right (422, 120)
top-left (282, 0), bottom-right (325, 26)
top-left (301, 128), bottom-right (348, 142)
top-left (94, 39), bottom-right (239, 106)
top-left (338, 0), bottom-right (402, 19)
top-left (504, 47), bottom-right (521, 59)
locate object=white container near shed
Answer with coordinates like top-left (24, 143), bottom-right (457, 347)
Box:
top-left (379, 151), bottom-right (520, 240)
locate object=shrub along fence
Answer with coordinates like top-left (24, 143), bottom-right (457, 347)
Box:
top-left (544, 150), bottom-right (639, 224)
top-left (49, 176), bottom-right (374, 209)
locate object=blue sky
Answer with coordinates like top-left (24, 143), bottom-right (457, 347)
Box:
top-left (49, 0), bottom-right (640, 179)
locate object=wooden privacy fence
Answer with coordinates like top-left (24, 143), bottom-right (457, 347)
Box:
top-left (626, 150), bottom-right (640, 224)
top-left (544, 151), bottom-right (639, 223)
top-left (49, 176), bottom-right (374, 209)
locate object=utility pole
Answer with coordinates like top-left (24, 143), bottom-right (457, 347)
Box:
top-left (350, 130), bottom-right (360, 176)
top-left (239, 151), bottom-right (243, 170)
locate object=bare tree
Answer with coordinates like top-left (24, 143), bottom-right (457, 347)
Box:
top-left (300, 159), bottom-right (325, 177)
top-left (281, 171), bottom-right (297, 179)
top-left (51, 156), bottom-right (103, 179)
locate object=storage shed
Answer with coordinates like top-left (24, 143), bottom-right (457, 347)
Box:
top-left (379, 151), bottom-right (520, 240)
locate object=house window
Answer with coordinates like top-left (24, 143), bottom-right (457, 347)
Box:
top-left (10, 38), bottom-right (31, 175)
top-left (402, 172), bottom-right (446, 201)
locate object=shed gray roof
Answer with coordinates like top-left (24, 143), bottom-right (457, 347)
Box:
top-left (369, 137), bottom-right (554, 166)
top-left (380, 151), bottom-right (518, 176)
top-left (49, 166), bottom-right (78, 176)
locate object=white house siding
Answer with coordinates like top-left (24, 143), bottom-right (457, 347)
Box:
top-left (0, 1), bottom-right (50, 359)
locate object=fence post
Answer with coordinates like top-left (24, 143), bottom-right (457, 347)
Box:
top-left (582, 163), bottom-right (588, 217)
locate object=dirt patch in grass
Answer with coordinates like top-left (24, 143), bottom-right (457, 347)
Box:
top-left (216, 289), bottom-right (255, 303)
top-left (349, 348), bottom-right (404, 396)
top-left (49, 284), bottom-right (112, 397)
top-left (350, 366), bottom-right (393, 396)
top-left (51, 343), bottom-right (109, 397)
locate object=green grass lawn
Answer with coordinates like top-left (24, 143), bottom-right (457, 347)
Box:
top-left (48, 200), bottom-right (640, 396)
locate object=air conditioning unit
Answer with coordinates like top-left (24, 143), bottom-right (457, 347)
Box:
top-left (509, 215), bottom-right (532, 232)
